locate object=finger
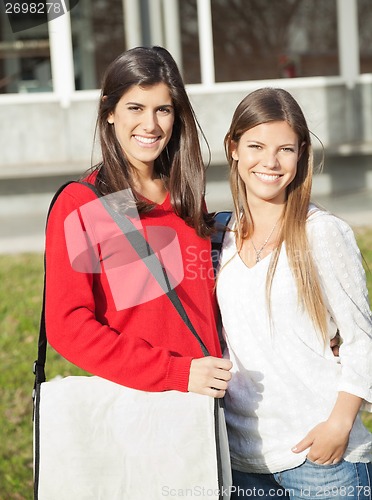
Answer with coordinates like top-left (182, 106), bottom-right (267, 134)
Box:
top-left (206, 387), bottom-right (226, 399)
top-left (330, 332), bottom-right (341, 356)
top-left (214, 368), bottom-right (232, 382)
top-left (307, 448), bottom-right (343, 464)
top-left (213, 357), bottom-right (233, 370)
top-left (209, 377), bottom-right (229, 391)
top-left (331, 346), bottom-right (340, 356)
top-left (320, 459), bottom-right (341, 465)
top-left (330, 338), bottom-right (340, 356)
top-left (308, 456), bottom-right (338, 465)
top-left (199, 387), bottom-right (226, 399)
top-left (292, 436), bottom-right (313, 453)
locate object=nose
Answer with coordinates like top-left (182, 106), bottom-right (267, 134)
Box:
top-left (142, 111), bottom-right (158, 133)
top-left (262, 150), bottom-right (279, 169)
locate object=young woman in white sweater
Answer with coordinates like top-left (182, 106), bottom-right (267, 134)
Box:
top-left (217, 88), bottom-right (372, 499)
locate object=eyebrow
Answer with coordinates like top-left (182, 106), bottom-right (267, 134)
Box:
top-left (246, 140), bottom-right (296, 147)
top-left (125, 101), bottom-right (174, 107)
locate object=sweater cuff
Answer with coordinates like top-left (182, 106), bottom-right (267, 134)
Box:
top-left (166, 355), bottom-right (193, 392)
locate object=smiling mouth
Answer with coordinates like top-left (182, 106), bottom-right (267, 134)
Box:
top-left (133, 135), bottom-right (160, 145)
top-left (254, 172), bottom-right (281, 182)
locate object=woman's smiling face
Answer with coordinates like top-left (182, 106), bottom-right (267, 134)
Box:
top-left (108, 82), bottom-right (175, 172)
top-left (231, 120), bottom-right (302, 206)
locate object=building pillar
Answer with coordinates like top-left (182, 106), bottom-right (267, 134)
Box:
top-left (47, 1), bottom-right (75, 107)
top-left (162, 0), bottom-right (182, 71)
top-left (123, 0), bottom-right (142, 49)
top-left (196, 0), bottom-right (215, 85)
top-left (148, 0), bottom-right (164, 46)
top-left (337, 0), bottom-right (360, 89)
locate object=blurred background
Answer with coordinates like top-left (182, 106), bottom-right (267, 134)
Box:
top-left (0, 0), bottom-right (372, 251)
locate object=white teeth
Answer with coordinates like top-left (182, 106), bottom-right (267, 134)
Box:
top-left (254, 172), bottom-right (280, 181)
top-left (134, 136), bottom-right (158, 144)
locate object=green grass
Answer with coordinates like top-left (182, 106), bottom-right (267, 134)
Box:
top-left (1, 229), bottom-right (372, 499)
top-left (354, 227), bottom-right (372, 435)
top-left (0, 254), bottom-right (86, 499)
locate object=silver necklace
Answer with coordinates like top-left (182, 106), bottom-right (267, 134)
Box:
top-left (251, 222), bottom-right (278, 263)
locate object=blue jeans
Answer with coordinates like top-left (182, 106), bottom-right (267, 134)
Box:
top-left (231, 460), bottom-right (372, 499)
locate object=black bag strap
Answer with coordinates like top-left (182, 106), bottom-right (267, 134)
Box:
top-left (33, 181), bottom-right (210, 389)
top-left (210, 211), bottom-right (232, 277)
top-left (33, 181), bottom-right (77, 388)
top-left (210, 210), bottom-right (232, 352)
top-left (80, 182), bottom-right (210, 356)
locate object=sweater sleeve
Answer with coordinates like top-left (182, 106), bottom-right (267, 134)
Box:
top-left (45, 184), bottom-right (193, 392)
top-left (307, 212), bottom-right (372, 410)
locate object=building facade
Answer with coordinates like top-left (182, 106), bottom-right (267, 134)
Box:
top-left (1, 0), bottom-right (372, 197)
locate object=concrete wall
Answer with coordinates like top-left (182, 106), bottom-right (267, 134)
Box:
top-left (0, 94), bottom-right (99, 176)
top-left (189, 79), bottom-right (372, 163)
top-left (1, 78), bottom-right (372, 196)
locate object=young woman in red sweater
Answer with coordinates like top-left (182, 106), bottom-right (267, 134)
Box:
top-left (45, 46), bottom-right (232, 396)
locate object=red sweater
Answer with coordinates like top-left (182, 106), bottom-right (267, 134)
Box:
top-left (45, 174), bottom-right (221, 392)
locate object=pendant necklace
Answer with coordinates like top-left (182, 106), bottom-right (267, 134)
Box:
top-left (251, 221), bottom-right (278, 263)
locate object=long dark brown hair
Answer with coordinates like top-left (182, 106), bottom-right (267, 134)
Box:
top-left (93, 46), bottom-right (212, 237)
top-left (224, 88), bottom-right (327, 341)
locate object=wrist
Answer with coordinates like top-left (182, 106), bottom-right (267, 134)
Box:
top-left (327, 392), bottom-right (362, 432)
top-left (327, 413), bottom-right (354, 433)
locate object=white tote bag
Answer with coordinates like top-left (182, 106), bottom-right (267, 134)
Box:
top-left (33, 376), bottom-right (231, 499)
top-left (33, 182), bottom-right (232, 499)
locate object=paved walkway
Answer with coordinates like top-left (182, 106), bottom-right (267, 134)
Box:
top-left (0, 184), bottom-right (371, 255)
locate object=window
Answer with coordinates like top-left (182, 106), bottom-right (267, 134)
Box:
top-left (0, 8), bottom-right (52, 93)
top-left (179, 0), bottom-right (201, 84)
top-left (358, 0), bottom-right (372, 74)
top-left (211, 0), bottom-right (339, 82)
top-left (70, 0), bottom-right (125, 90)
top-left (179, 0), bottom-right (339, 84)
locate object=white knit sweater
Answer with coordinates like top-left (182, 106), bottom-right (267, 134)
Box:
top-left (216, 207), bottom-right (372, 474)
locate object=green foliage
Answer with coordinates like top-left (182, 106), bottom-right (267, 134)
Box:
top-left (1, 228), bottom-right (372, 498)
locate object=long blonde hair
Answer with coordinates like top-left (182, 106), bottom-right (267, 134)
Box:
top-left (224, 88), bottom-right (327, 341)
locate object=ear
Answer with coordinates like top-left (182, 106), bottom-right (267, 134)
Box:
top-left (230, 140), bottom-right (239, 161)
